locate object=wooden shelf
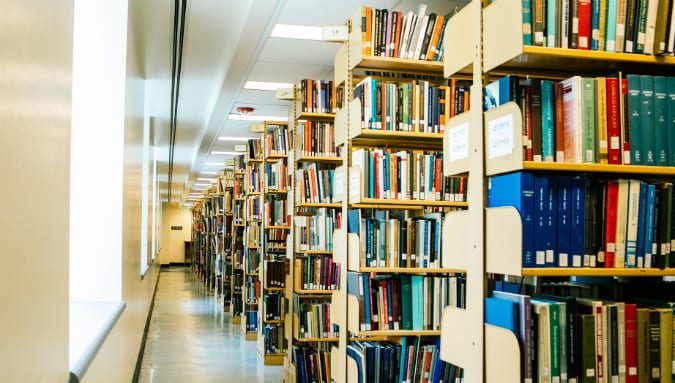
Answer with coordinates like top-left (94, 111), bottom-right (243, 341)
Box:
top-left (295, 337), bottom-right (339, 343)
top-left (248, 159), bottom-right (263, 163)
top-left (247, 192), bottom-right (262, 196)
top-left (351, 199), bottom-right (468, 209)
top-left (265, 153), bottom-right (288, 160)
top-left (265, 287), bottom-right (285, 291)
top-left (521, 267), bottom-right (675, 277)
top-left (266, 189), bottom-right (289, 194)
top-left (355, 55), bottom-right (444, 75)
top-left (351, 129), bottom-right (444, 148)
top-left (264, 319), bottom-right (284, 324)
top-left (296, 112), bottom-right (336, 120)
top-left (351, 330), bottom-right (441, 337)
top-left (263, 354), bottom-right (285, 366)
top-left (521, 161), bottom-right (675, 176)
top-left (296, 155), bottom-right (342, 164)
top-left (235, 171), bottom-right (245, 175)
top-left (294, 289), bottom-right (335, 295)
top-left (266, 225), bottom-right (291, 230)
top-left (296, 202), bottom-right (342, 208)
top-left (296, 250), bottom-right (333, 255)
top-left (359, 267), bottom-right (464, 274)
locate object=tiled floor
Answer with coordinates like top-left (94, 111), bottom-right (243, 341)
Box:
top-left (138, 267), bottom-right (283, 383)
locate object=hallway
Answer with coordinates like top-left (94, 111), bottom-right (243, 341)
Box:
top-left (138, 268), bottom-right (284, 383)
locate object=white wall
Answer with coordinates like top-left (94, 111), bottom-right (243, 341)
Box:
top-left (0, 0), bottom-right (72, 380)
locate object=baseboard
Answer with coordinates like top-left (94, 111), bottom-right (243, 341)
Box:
top-left (131, 270), bottom-right (161, 383)
top-left (160, 262), bottom-right (190, 269)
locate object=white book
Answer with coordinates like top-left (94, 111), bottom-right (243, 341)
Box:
top-left (433, 277), bottom-right (440, 329)
top-left (351, 148), bottom-right (366, 196)
top-left (614, 179), bottom-right (629, 268)
top-left (532, 302), bottom-right (552, 383)
top-left (624, 180), bottom-right (641, 267)
top-left (397, 12), bottom-right (412, 58)
top-left (561, 0), bottom-right (570, 48)
top-left (403, 12), bottom-right (417, 59)
top-left (561, 76), bottom-right (582, 163)
top-left (643, 0), bottom-right (660, 54)
top-left (412, 15), bottom-right (429, 60)
top-left (407, 5), bottom-right (427, 59)
top-left (617, 302), bottom-right (626, 383)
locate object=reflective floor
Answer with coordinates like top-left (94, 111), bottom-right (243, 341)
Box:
top-left (138, 267), bottom-right (283, 383)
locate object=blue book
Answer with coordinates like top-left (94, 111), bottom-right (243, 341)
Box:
top-left (546, 0), bottom-right (557, 47)
top-left (484, 75), bottom-right (514, 110)
top-left (570, 176), bottom-right (586, 267)
top-left (383, 152), bottom-right (390, 195)
top-left (591, 0), bottom-right (601, 50)
top-left (398, 337), bottom-right (408, 383)
top-left (605, 0), bottom-right (618, 51)
top-left (636, 182), bottom-right (648, 268)
top-left (346, 345), bottom-right (365, 383)
top-left (557, 176), bottom-right (572, 267)
top-left (545, 177), bottom-right (558, 267)
top-left (541, 80), bottom-right (556, 162)
top-left (411, 276), bottom-right (424, 330)
top-left (433, 337), bottom-right (443, 383)
top-left (522, 0), bottom-right (533, 45)
top-left (534, 175), bottom-right (550, 267)
top-left (644, 184), bottom-right (657, 267)
top-left (348, 210), bottom-right (360, 234)
top-left (485, 297), bottom-right (520, 334)
top-left (495, 280), bottom-right (523, 293)
top-left (488, 171), bottom-right (536, 266)
top-left (386, 280), bottom-right (393, 329)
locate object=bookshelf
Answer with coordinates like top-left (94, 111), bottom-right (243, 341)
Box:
top-left (230, 154), bottom-right (245, 324)
top-left (220, 167), bottom-right (234, 313)
top-left (284, 80), bottom-right (344, 382)
top-left (242, 132), bottom-right (263, 341)
top-left (328, 6), bottom-right (473, 383)
top-left (257, 120), bottom-right (291, 366)
top-left (438, 1), bottom-right (675, 383)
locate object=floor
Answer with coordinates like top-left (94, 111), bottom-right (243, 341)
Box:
top-left (138, 267), bottom-right (284, 383)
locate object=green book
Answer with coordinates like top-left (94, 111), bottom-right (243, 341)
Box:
top-left (668, 77), bottom-right (675, 167)
top-left (640, 75), bottom-right (656, 165)
top-left (637, 308), bottom-right (651, 383)
top-left (627, 75), bottom-right (643, 164)
top-left (411, 275), bottom-right (423, 330)
top-left (654, 76), bottom-right (668, 166)
top-left (400, 275), bottom-right (412, 330)
top-left (580, 314), bottom-right (597, 383)
top-left (635, 0), bottom-right (649, 53)
top-left (582, 78), bottom-right (597, 163)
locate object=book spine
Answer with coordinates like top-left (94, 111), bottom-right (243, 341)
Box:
top-left (624, 0), bottom-right (639, 52)
top-left (592, 0), bottom-right (602, 49)
top-left (653, 76), bottom-right (668, 166)
top-left (635, 0), bottom-right (649, 53)
top-left (542, 80), bottom-right (556, 162)
top-left (579, 0), bottom-right (593, 49)
top-left (534, 0), bottom-right (547, 45)
top-left (606, 0), bottom-right (618, 51)
top-left (524, 0), bottom-right (534, 44)
top-left (640, 75), bottom-right (656, 165)
top-left (606, 77), bottom-right (622, 164)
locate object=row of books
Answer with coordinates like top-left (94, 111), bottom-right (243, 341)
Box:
top-left (347, 337), bottom-right (464, 383)
top-left (234, 176), bottom-right (243, 198)
top-left (444, 176), bottom-right (468, 202)
top-left (297, 121), bottom-right (339, 158)
top-left (246, 163), bottom-right (262, 193)
top-left (235, 154), bottom-right (245, 173)
top-left (293, 346), bottom-right (331, 383)
top-left (485, 74), bottom-right (675, 166)
top-left (245, 224), bottom-right (260, 248)
top-left (263, 292), bottom-right (285, 321)
top-left (354, 77), bottom-right (471, 134)
top-left (352, 148), bottom-right (445, 202)
top-left (299, 79), bottom-right (342, 114)
top-left (348, 210), bottom-right (443, 269)
top-left (266, 227), bottom-right (288, 242)
top-left (245, 276), bottom-right (260, 304)
top-left (520, 0), bottom-right (675, 55)
top-left (359, 4), bottom-right (448, 62)
top-left (346, 272), bottom-right (466, 332)
top-left (245, 249), bottom-right (260, 274)
top-left (231, 295), bottom-right (243, 317)
top-left (265, 161), bottom-right (289, 191)
top-left (247, 138), bottom-right (262, 160)
top-left (265, 197), bottom-right (289, 227)
top-left (245, 309), bottom-right (258, 332)
top-left (489, 172), bottom-right (675, 268)
top-left (487, 288), bottom-right (675, 383)
top-left (296, 165), bottom-right (335, 204)
top-left (294, 256), bottom-right (341, 291)
top-left (295, 208), bottom-right (340, 252)
top-left (266, 125), bottom-right (289, 155)
top-left (262, 324), bottom-right (286, 354)
top-left (293, 298), bottom-right (339, 340)
top-left (245, 197), bottom-right (261, 220)
top-left (265, 260), bottom-right (286, 289)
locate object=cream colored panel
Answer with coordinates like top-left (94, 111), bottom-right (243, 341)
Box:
top-left (0, 0), bottom-right (73, 381)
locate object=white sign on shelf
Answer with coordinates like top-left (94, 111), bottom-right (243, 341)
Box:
top-left (487, 114), bottom-right (514, 159)
top-left (447, 123), bottom-right (469, 162)
top-left (224, 159), bottom-right (235, 166)
top-left (234, 144), bottom-right (247, 152)
top-left (250, 124), bottom-right (265, 133)
top-left (333, 167), bottom-right (345, 202)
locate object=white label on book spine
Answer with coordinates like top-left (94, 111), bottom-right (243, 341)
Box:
top-left (599, 140), bottom-right (608, 149)
top-left (610, 136), bottom-right (620, 149)
top-left (536, 251), bottom-right (545, 265)
top-left (586, 369), bottom-right (595, 377)
top-left (559, 253), bottom-right (568, 267)
top-left (448, 123), bottom-right (469, 162)
top-left (619, 365), bottom-right (626, 374)
top-left (629, 367), bottom-right (637, 375)
top-left (573, 255), bottom-right (582, 267)
top-left (572, 18), bottom-right (579, 33)
top-left (487, 114), bottom-right (514, 159)
top-left (546, 250), bottom-right (554, 263)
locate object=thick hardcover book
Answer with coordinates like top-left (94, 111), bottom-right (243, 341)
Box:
top-left (535, 175), bottom-right (550, 267)
top-left (580, 314), bottom-right (598, 383)
top-left (555, 82), bottom-right (566, 162)
top-left (606, 77), bottom-right (622, 164)
top-left (640, 75), bottom-right (656, 165)
top-left (648, 309), bottom-right (661, 382)
top-left (578, 0), bottom-right (593, 49)
top-left (606, 0), bottom-right (619, 51)
top-left (635, 0), bottom-right (649, 53)
top-left (581, 78), bottom-right (597, 163)
top-left (563, 76), bottom-right (583, 163)
top-left (615, 0), bottom-right (628, 51)
top-left (493, 291), bottom-right (534, 382)
top-left (591, 0), bottom-right (602, 50)
top-left (558, 176), bottom-right (572, 267)
top-left (627, 75), bottom-right (643, 164)
top-left (485, 297), bottom-right (520, 333)
top-left (534, 0), bottom-right (547, 46)
top-left (532, 79), bottom-right (544, 161)
top-left (570, 0), bottom-right (579, 48)
top-left (624, 0), bottom-right (639, 52)
top-left (541, 80), bottom-right (556, 162)
top-left (571, 176), bottom-right (587, 267)
top-left (668, 77), bottom-right (675, 167)
top-left (653, 76), bottom-right (668, 166)
top-left (596, 78), bottom-right (609, 163)
top-left (637, 308), bottom-right (650, 382)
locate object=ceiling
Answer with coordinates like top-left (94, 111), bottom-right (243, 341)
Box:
top-left (133, 0), bottom-right (466, 206)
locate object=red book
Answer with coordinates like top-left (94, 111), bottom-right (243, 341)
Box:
top-left (578, 0), bottom-right (592, 49)
top-left (380, 281), bottom-right (389, 329)
top-left (423, 348), bottom-right (433, 383)
top-left (522, 84), bottom-right (533, 161)
top-left (554, 82), bottom-right (566, 162)
top-left (625, 303), bottom-right (638, 383)
top-left (595, 305), bottom-right (604, 382)
top-left (373, 152), bottom-right (380, 199)
top-left (605, 180), bottom-right (619, 267)
top-left (606, 78), bottom-right (622, 164)
top-left (621, 78), bottom-right (631, 164)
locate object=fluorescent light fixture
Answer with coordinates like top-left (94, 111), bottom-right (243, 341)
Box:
top-left (243, 81), bottom-right (294, 91)
top-left (196, 177), bottom-right (216, 181)
top-left (211, 151), bottom-right (238, 155)
top-left (205, 162), bottom-right (225, 166)
top-left (193, 183), bottom-right (211, 187)
top-left (200, 171), bottom-right (218, 175)
top-left (217, 136), bottom-right (255, 142)
top-left (227, 114), bottom-right (288, 122)
top-left (271, 24), bottom-right (322, 40)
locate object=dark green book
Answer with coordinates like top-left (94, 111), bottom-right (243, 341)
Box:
top-left (580, 314), bottom-right (597, 383)
top-left (400, 275), bottom-right (412, 330)
top-left (668, 77), bottom-right (675, 167)
top-left (649, 310), bottom-right (661, 383)
top-left (635, 0), bottom-right (649, 53)
top-left (653, 76), bottom-right (668, 166)
top-left (638, 308), bottom-right (651, 382)
top-left (640, 75), bottom-right (656, 165)
top-left (627, 75), bottom-right (643, 164)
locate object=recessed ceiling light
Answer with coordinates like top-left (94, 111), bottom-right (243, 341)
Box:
top-left (211, 151), bottom-right (238, 155)
top-left (193, 183), bottom-right (211, 187)
top-left (205, 162), bottom-right (225, 167)
top-left (200, 171), bottom-right (218, 175)
top-left (243, 81), bottom-right (294, 91)
top-left (271, 24), bottom-right (322, 40)
top-left (217, 136), bottom-right (255, 142)
top-left (227, 114), bottom-right (288, 122)
top-left (197, 177), bottom-right (216, 181)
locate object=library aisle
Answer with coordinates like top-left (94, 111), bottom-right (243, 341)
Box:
top-left (138, 268), bottom-right (283, 383)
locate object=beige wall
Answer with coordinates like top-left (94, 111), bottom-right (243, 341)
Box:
top-left (0, 1), bottom-right (73, 381)
top-left (81, 2), bottom-right (160, 381)
top-left (159, 203), bottom-right (193, 264)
